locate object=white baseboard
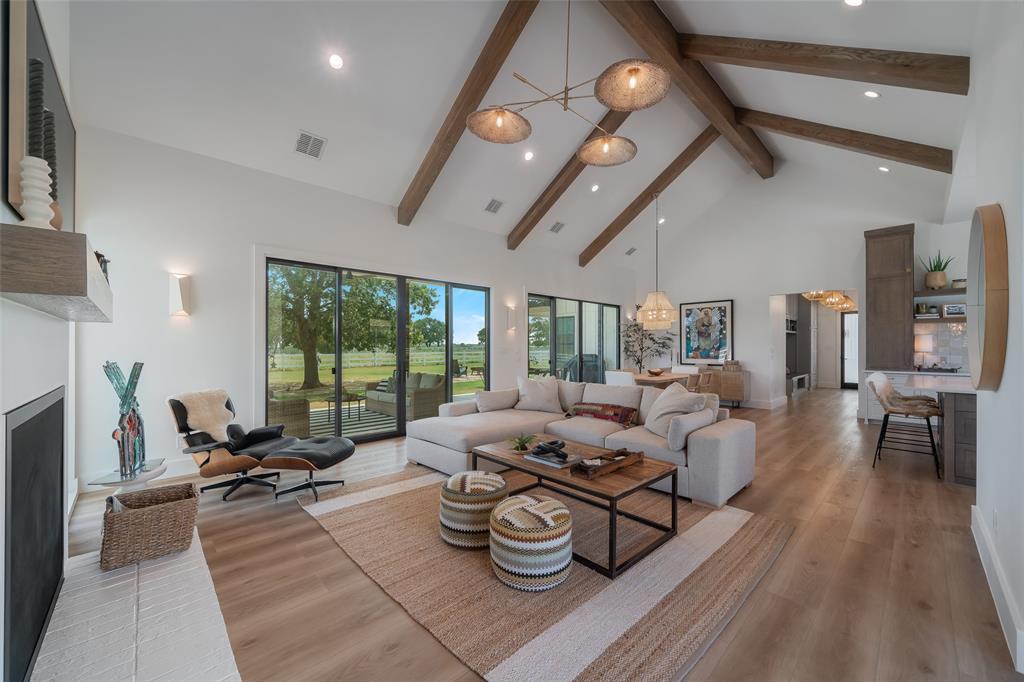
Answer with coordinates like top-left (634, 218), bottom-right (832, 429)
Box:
top-left (972, 505), bottom-right (1024, 673)
top-left (741, 396), bottom-right (788, 410)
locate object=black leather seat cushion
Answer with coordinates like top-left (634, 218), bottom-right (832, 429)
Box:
top-left (236, 436), bottom-right (300, 459)
top-left (268, 437), bottom-right (356, 470)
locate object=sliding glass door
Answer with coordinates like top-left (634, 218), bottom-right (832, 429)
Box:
top-left (527, 294), bottom-right (620, 382)
top-left (266, 259), bottom-right (489, 442)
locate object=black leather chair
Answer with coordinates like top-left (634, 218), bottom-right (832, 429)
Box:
top-left (168, 390), bottom-right (355, 501)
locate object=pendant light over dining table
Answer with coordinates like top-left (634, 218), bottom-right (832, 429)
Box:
top-left (637, 194), bottom-right (678, 331)
top-left (465, 0), bottom-right (670, 166)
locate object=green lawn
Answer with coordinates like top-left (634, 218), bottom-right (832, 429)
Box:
top-left (269, 362), bottom-right (485, 406)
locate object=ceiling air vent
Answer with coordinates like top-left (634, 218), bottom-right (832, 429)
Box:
top-left (295, 130), bottom-right (327, 159)
top-left (484, 199), bottom-right (504, 214)
top-left (549, 221), bottom-right (565, 234)
top-left (625, 247), bottom-right (637, 256)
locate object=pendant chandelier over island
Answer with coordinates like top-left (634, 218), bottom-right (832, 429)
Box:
top-left (465, 0), bottom-right (670, 167)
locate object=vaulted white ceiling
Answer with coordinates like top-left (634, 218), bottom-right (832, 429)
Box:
top-left (70, 0), bottom-right (977, 271)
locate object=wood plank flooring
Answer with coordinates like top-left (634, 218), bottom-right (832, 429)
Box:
top-left (68, 389), bottom-right (1021, 681)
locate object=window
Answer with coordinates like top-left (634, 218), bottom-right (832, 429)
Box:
top-left (526, 294), bottom-right (619, 381)
top-left (266, 258), bottom-right (489, 442)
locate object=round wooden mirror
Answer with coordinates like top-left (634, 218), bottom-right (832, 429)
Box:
top-left (967, 204), bottom-right (1008, 390)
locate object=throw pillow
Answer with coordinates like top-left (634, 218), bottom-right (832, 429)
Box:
top-left (557, 380), bottom-right (586, 413)
top-left (638, 386), bottom-right (664, 424)
top-left (571, 402), bottom-right (638, 425)
top-left (419, 374), bottom-right (444, 389)
top-left (476, 388), bottom-right (520, 413)
top-left (644, 382), bottom-right (708, 438)
top-left (514, 376), bottom-right (563, 413)
top-left (667, 407), bottom-right (716, 452)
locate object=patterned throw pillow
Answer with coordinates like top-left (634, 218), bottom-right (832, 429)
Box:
top-left (571, 402), bottom-right (638, 425)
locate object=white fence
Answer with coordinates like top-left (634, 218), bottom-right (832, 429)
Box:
top-left (270, 346), bottom-right (486, 370)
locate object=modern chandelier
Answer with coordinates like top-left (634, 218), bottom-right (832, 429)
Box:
top-left (465, 0), bottom-right (670, 167)
top-left (637, 193), bottom-right (678, 330)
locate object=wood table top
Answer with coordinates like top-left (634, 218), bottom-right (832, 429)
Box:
top-left (472, 434), bottom-right (676, 500)
top-left (630, 371), bottom-right (697, 388)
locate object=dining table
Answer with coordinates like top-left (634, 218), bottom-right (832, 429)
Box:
top-left (630, 371), bottom-right (696, 389)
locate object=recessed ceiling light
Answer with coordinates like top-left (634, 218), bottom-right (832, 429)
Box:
top-left (878, 166), bottom-right (890, 173)
top-left (523, 151), bottom-right (534, 161)
top-left (658, 217), bottom-right (666, 225)
top-left (591, 184), bottom-right (599, 192)
top-left (844, 0), bottom-right (863, 6)
top-left (864, 90), bottom-right (880, 98)
top-left (329, 54), bottom-right (344, 70)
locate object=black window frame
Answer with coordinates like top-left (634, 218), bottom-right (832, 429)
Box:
top-left (526, 293), bottom-right (620, 382)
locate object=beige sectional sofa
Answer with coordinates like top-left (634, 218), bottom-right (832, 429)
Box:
top-left (405, 380), bottom-right (755, 508)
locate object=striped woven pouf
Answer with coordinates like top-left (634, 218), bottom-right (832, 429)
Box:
top-left (439, 471), bottom-right (508, 548)
top-left (489, 494), bottom-right (573, 592)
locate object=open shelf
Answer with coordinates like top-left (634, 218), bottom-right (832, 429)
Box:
top-left (914, 316), bottom-right (966, 325)
top-left (914, 288), bottom-right (966, 299)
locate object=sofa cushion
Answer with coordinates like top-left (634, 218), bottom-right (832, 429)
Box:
top-left (419, 373), bottom-right (444, 389)
top-left (605, 426), bottom-right (686, 468)
top-left (366, 389), bottom-right (398, 404)
top-left (645, 383), bottom-right (707, 438)
top-left (546, 416), bottom-right (625, 447)
top-left (409, 372), bottom-right (423, 389)
top-left (406, 409), bottom-right (563, 453)
top-left (581, 383), bottom-right (643, 412)
top-left (570, 402), bottom-right (637, 425)
top-left (557, 380), bottom-right (586, 412)
top-left (638, 386), bottom-right (663, 425)
top-left (667, 407), bottom-right (716, 452)
top-left (476, 388), bottom-right (519, 413)
top-left (515, 377), bottom-right (563, 413)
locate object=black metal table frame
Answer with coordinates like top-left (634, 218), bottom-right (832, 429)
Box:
top-left (472, 451), bottom-right (677, 579)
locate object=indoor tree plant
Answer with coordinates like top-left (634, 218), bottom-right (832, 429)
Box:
top-left (621, 305), bottom-right (676, 374)
top-left (920, 250), bottom-right (955, 290)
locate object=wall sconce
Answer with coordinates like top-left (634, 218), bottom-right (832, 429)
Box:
top-left (169, 273), bottom-right (191, 316)
top-left (506, 305), bottom-right (516, 331)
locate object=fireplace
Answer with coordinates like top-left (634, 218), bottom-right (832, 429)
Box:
top-left (4, 387), bottom-right (64, 682)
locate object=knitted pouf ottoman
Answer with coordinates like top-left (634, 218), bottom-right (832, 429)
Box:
top-left (489, 494), bottom-right (573, 592)
top-left (439, 471), bottom-right (508, 548)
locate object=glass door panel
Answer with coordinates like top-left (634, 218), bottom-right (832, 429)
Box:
top-left (603, 305), bottom-right (620, 371)
top-left (452, 286), bottom-right (488, 400)
top-left (528, 295), bottom-right (554, 377)
top-left (842, 312), bottom-right (859, 388)
top-left (406, 280), bottom-right (447, 423)
top-left (340, 270), bottom-right (399, 438)
top-left (266, 262), bottom-right (337, 438)
top-left (581, 302), bottom-right (602, 383)
top-left (555, 298), bottom-right (580, 380)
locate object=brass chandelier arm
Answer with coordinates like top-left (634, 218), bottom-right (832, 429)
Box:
top-left (511, 74), bottom-right (613, 136)
top-left (510, 94), bottom-right (596, 113)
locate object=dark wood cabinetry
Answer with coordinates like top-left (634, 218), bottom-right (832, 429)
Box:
top-left (942, 393), bottom-right (977, 484)
top-left (864, 225), bottom-right (914, 370)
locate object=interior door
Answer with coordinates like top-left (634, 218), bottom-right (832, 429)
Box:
top-left (842, 312), bottom-right (860, 388)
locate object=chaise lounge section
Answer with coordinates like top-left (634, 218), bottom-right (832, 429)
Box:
top-left (406, 379), bottom-right (755, 508)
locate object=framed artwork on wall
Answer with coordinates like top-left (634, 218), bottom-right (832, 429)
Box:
top-left (679, 299), bottom-right (734, 364)
top-left (3, 0), bottom-right (77, 230)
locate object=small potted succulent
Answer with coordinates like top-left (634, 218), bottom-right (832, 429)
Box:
top-left (510, 434), bottom-right (535, 452)
top-left (920, 251), bottom-right (954, 290)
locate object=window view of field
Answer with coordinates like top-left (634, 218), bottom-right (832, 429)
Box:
top-left (267, 263), bottom-right (487, 438)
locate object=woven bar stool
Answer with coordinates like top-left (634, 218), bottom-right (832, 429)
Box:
top-left (866, 372), bottom-right (943, 479)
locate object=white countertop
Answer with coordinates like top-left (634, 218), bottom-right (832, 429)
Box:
top-left (903, 374), bottom-right (976, 394)
top-left (865, 369), bottom-right (970, 377)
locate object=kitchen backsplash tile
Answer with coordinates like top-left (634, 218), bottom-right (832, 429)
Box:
top-left (914, 322), bottom-right (968, 371)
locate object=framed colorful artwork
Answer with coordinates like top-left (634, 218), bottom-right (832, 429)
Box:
top-left (679, 299), bottom-right (734, 364)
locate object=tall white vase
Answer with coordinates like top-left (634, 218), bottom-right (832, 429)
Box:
top-left (18, 155), bottom-right (55, 228)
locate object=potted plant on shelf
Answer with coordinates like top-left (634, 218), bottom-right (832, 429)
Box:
top-left (621, 305), bottom-right (676, 374)
top-left (920, 251), bottom-right (955, 290)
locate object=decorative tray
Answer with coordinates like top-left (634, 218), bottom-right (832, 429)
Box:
top-left (572, 449), bottom-right (644, 479)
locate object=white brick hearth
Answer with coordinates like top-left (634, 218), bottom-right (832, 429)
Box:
top-left (30, 530), bottom-right (239, 682)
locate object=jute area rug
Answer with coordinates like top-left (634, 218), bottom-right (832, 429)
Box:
top-left (300, 465), bottom-right (791, 681)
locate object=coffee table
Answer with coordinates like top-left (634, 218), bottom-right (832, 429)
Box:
top-left (472, 435), bottom-right (677, 579)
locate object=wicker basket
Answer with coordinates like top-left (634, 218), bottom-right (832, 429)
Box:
top-left (99, 483), bottom-right (199, 571)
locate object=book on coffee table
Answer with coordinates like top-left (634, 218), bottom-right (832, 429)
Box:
top-left (523, 452), bottom-right (582, 469)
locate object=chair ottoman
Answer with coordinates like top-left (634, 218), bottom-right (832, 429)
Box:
top-left (489, 494), bottom-right (573, 592)
top-left (261, 436), bottom-right (356, 501)
top-left (439, 471), bottom-right (508, 548)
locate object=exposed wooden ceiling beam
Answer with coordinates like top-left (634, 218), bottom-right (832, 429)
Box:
top-left (396, 0), bottom-right (539, 226)
top-left (506, 109), bottom-right (631, 250)
top-left (736, 109), bottom-right (953, 173)
top-left (680, 34), bottom-right (970, 95)
top-left (600, 1), bottom-right (773, 179)
top-left (579, 126), bottom-right (719, 267)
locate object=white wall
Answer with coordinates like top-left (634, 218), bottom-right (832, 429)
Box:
top-left (656, 158), bottom-right (938, 410)
top-left (968, 1), bottom-right (1024, 672)
top-left (74, 127), bottom-right (636, 486)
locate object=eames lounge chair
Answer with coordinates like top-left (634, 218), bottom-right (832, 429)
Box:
top-left (168, 389), bottom-right (355, 501)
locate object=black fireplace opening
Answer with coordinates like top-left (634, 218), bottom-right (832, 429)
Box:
top-left (4, 386), bottom-right (65, 682)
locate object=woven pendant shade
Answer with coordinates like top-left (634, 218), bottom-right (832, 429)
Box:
top-left (595, 59), bottom-right (671, 112)
top-left (637, 291), bottom-right (678, 331)
top-left (466, 108), bottom-right (532, 144)
top-left (576, 134), bottom-right (637, 167)
top-left (822, 291), bottom-right (845, 308)
top-left (802, 290), bottom-right (827, 301)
